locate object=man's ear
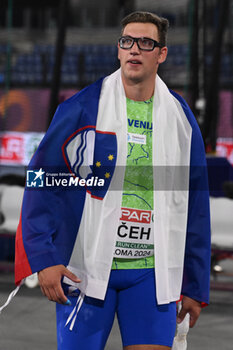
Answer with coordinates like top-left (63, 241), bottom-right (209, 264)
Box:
top-left (158, 46), bottom-right (168, 64)
top-left (117, 42), bottom-right (121, 60)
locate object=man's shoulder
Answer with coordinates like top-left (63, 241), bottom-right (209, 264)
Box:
top-left (169, 90), bottom-right (206, 162)
top-left (169, 89), bottom-right (187, 106)
top-left (46, 77), bottom-right (105, 131)
top-left (61, 77), bottom-right (104, 109)
top-left (169, 89), bottom-right (199, 130)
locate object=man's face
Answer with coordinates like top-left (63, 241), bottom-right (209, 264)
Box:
top-left (118, 22), bottom-right (167, 85)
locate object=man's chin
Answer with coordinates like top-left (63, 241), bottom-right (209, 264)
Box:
top-left (123, 72), bottom-right (144, 85)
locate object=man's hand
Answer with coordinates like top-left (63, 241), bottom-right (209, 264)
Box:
top-left (38, 265), bottom-right (81, 305)
top-left (177, 296), bottom-right (202, 328)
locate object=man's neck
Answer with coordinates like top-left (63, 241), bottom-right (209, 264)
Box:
top-left (121, 75), bottom-right (156, 101)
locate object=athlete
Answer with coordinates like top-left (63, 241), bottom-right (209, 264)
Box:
top-left (14, 11), bottom-right (211, 350)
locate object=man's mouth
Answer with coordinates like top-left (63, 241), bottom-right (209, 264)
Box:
top-left (127, 59), bottom-right (142, 65)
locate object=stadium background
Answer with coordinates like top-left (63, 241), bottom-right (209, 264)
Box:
top-left (0, 3), bottom-right (233, 350)
top-left (0, 0), bottom-right (232, 262)
top-left (0, 0), bottom-right (232, 166)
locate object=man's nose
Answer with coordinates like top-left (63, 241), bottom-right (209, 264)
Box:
top-left (130, 41), bottom-right (140, 54)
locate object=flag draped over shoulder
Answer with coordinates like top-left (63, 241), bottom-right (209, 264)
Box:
top-left (15, 78), bottom-right (104, 285)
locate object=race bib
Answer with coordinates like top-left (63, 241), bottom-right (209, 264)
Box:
top-left (113, 207), bottom-right (154, 259)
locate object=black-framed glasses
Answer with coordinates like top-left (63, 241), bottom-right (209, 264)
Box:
top-left (119, 36), bottom-right (163, 51)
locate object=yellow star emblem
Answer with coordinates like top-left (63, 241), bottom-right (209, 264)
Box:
top-left (108, 154), bottom-right (114, 161)
top-left (95, 161), bottom-right (101, 167)
top-left (105, 172), bottom-right (111, 179)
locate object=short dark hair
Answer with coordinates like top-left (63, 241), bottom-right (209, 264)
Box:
top-left (121, 11), bottom-right (169, 47)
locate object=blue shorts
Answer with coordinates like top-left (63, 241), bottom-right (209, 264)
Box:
top-left (56, 268), bottom-right (176, 349)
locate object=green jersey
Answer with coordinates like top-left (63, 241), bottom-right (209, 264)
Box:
top-left (112, 97), bottom-right (154, 269)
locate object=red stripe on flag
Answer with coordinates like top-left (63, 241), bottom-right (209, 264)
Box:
top-left (14, 213), bottom-right (32, 286)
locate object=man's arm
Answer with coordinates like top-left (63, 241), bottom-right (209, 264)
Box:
top-left (170, 90), bottom-right (211, 323)
top-left (38, 265), bottom-right (81, 304)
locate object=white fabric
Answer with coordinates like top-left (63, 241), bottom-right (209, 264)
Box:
top-left (64, 68), bottom-right (192, 305)
top-left (172, 301), bottom-right (190, 350)
top-left (0, 280), bottom-right (24, 314)
top-left (65, 292), bottom-right (85, 331)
